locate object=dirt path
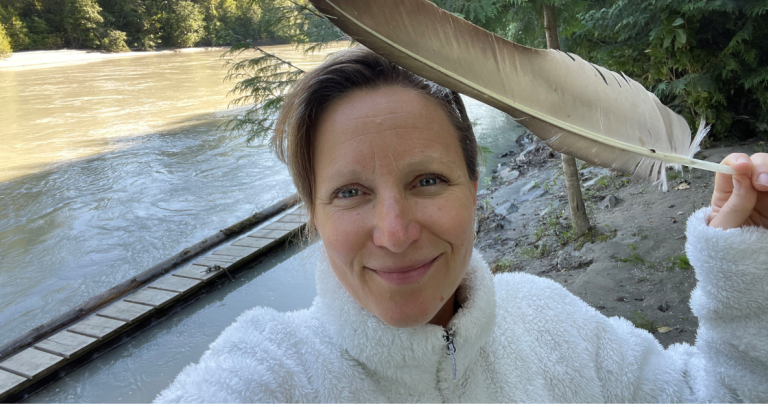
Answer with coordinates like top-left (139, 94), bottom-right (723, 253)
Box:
top-left (476, 134), bottom-right (764, 348)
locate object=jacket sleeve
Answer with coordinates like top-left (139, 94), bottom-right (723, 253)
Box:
top-left (153, 307), bottom-right (315, 404)
top-left (594, 207), bottom-right (768, 403)
top-left (681, 207), bottom-right (768, 402)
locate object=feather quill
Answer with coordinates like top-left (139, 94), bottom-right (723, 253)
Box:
top-left (308, 0), bottom-right (734, 188)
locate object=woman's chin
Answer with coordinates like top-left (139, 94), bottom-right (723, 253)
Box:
top-left (374, 302), bottom-right (441, 328)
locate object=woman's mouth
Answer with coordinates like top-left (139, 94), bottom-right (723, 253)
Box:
top-left (369, 255), bottom-right (441, 286)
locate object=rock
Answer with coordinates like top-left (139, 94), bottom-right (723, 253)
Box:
top-left (477, 189), bottom-right (490, 197)
top-left (516, 187), bottom-right (547, 203)
top-left (537, 236), bottom-right (558, 251)
top-left (494, 201), bottom-right (519, 217)
top-left (520, 181), bottom-right (538, 195)
top-left (501, 169), bottom-right (520, 181)
top-left (556, 251), bottom-right (593, 270)
top-left (599, 194), bottom-right (618, 209)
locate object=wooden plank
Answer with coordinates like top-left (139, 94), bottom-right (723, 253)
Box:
top-left (207, 253), bottom-right (238, 260)
top-left (0, 348), bottom-right (64, 380)
top-left (173, 264), bottom-right (224, 282)
top-left (33, 331), bottom-right (97, 360)
top-left (124, 288), bottom-right (179, 308)
top-left (263, 221), bottom-right (304, 231)
top-left (192, 257), bottom-right (234, 268)
top-left (212, 245), bottom-right (259, 258)
top-left (149, 275), bottom-right (202, 293)
top-left (280, 214), bottom-right (306, 223)
top-left (248, 228), bottom-right (289, 239)
top-left (231, 236), bottom-right (272, 249)
top-left (0, 369), bottom-right (28, 399)
top-left (97, 301), bottom-right (154, 323)
top-left (66, 316), bottom-right (127, 340)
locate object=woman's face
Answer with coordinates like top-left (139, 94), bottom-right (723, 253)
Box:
top-left (313, 86), bottom-right (478, 328)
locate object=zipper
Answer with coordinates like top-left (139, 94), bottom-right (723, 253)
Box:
top-left (443, 327), bottom-right (457, 383)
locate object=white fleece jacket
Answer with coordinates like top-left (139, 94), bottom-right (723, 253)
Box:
top-left (155, 208), bottom-right (768, 403)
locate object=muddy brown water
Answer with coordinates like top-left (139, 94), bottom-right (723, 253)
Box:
top-left (0, 44), bottom-right (350, 344)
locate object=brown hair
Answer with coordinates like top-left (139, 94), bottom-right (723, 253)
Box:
top-left (271, 46), bottom-right (478, 230)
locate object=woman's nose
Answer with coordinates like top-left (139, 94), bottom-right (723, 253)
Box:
top-left (372, 193), bottom-right (421, 253)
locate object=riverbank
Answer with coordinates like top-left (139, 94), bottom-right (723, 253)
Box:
top-left (476, 134), bottom-right (763, 348)
top-left (0, 47), bottom-right (230, 71)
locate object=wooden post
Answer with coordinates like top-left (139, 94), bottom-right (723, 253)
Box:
top-left (543, 3), bottom-right (591, 237)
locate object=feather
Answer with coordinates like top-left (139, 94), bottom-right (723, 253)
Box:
top-left (308, 0), bottom-right (735, 188)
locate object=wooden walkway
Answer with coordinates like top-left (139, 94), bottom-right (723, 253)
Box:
top-left (0, 204), bottom-right (308, 402)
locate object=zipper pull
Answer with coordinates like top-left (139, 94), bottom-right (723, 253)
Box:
top-left (443, 328), bottom-right (457, 382)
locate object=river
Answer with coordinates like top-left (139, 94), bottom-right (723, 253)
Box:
top-left (0, 44), bottom-right (525, 402)
top-left (0, 44), bottom-right (350, 343)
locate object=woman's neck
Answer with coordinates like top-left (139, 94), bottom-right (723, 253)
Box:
top-left (428, 291), bottom-right (459, 328)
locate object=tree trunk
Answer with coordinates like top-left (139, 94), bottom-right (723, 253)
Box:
top-left (542, 3), bottom-right (591, 237)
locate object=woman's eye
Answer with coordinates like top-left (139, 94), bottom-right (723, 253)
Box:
top-left (338, 188), bottom-right (359, 199)
top-left (418, 177), bottom-right (440, 187)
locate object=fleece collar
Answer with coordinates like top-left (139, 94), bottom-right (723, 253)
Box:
top-left (312, 248), bottom-right (497, 385)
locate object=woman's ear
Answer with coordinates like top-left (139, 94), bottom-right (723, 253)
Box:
top-left (472, 178), bottom-right (479, 207)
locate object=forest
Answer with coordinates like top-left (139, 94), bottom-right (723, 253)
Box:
top-left (0, 0), bottom-right (279, 53)
top-left (1, 0), bottom-right (766, 142)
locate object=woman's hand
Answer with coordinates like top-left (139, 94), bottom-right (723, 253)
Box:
top-left (708, 152), bottom-right (768, 230)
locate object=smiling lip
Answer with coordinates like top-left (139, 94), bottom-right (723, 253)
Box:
top-left (369, 255), bottom-right (440, 286)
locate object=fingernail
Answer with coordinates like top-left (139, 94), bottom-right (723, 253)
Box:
top-left (733, 178), bottom-right (742, 192)
top-left (737, 157), bottom-right (750, 164)
top-left (758, 173), bottom-right (768, 187)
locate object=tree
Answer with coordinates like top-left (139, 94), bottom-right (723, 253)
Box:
top-left (222, 0), bottom-right (348, 142)
top-left (0, 21), bottom-right (11, 57)
top-left (63, 0), bottom-right (103, 48)
top-left (569, 0), bottom-right (768, 142)
top-left (164, 0), bottom-right (204, 48)
top-left (100, 28), bottom-right (129, 51)
top-left (434, 0), bottom-right (592, 236)
top-left (542, 3), bottom-right (591, 237)
top-left (0, 6), bottom-right (30, 49)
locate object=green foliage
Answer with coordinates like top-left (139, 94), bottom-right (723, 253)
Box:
top-left (0, 21), bottom-right (11, 57)
top-left (164, 0), bottom-right (204, 47)
top-left (431, 0), bottom-right (768, 142)
top-left (100, 28), bottom-right (129, 51)
top-left (570, 0), bottom-right (768, 142)
top-left (669, 253), bottom-right (691, 270)
top-left (63, 0), bottom-right (104, 48)
top-left (0, 6), bottom-right (29, 49)
top-left (0, 0), bottom-right (305, 52)
top-left (221, 0), bottom-right (349, 142)
top-left (490, 257), bottom-right (513, 273)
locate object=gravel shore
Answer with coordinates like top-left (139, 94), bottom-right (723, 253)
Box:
top-left (477, 134), bottom-right (763, 347)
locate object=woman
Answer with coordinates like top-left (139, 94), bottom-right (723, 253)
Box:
top-left (155, 47), bottom-right (768, 403)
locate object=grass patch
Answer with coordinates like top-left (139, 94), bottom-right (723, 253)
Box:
top-left (491, 257), bottom-right (513, 273)
top-left (628, 311), bottom-right (657, 333)
top-left (669, 254), bottom-right (692, 270)
top-left (619, 243), bottom-right (646, 265)
top-left (518, 245), bottom-right (547, 259)
top-left (595, 230), bottom-right (617, 243)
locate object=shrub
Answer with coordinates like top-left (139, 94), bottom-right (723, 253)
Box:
top-left (0, 22), bottom-right (11, 58)
top-left (165, 1), bottom-right (205, 48)
top-left (101, 29), bottom-right (130, 52)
